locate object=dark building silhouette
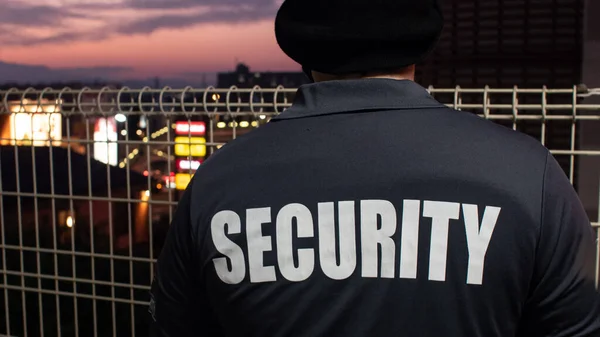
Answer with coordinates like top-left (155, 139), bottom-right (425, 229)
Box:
top-left (216, 63), bottom-right (308, 119)
top-left (217, 63), bottom-right (309, 89)
top-left (418, 0), bottom-right (585, 88)
top-left (579, 0), bottom-right (600, 220)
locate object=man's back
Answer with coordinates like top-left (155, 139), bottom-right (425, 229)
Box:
top-left (150, 79), bottom-right (600, 337)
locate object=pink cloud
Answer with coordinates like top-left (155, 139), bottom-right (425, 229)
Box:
top-left (2, 22), bottom-right (299, 79)
top-left (1, 1), bottom-right (299, 79)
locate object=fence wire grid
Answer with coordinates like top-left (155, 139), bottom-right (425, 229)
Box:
top-left (0, 84), bottom-right (599, 337)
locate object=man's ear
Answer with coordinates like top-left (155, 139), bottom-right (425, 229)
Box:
top-left (302, 66), bottom-right (314, 82)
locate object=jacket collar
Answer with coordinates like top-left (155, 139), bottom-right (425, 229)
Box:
top-left (272, 78), bottom-right (446, 121)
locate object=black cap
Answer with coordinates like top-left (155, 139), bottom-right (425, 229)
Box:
top-left (275, 0), bottom-right (444, 75)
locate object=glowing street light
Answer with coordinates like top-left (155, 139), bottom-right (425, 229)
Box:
top-left (115, 114), bottom-right (127, 123)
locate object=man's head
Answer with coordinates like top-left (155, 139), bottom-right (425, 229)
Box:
top-left (274, 0), bottom-right (444, 82)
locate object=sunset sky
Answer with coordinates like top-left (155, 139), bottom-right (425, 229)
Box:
top-left (1, 0), bottom-right (300, 82)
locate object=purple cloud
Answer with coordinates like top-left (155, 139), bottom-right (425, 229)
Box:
top-left (125, 0), bottom-right (275, 9)
top-left (1, 0), bottom-right (93, 27)
top-left (116, 4), bottom-right (277, 35)
top-left (0, 60), bottom-right (133, 84)
top-left (0, 0), bottom-right (279, 46)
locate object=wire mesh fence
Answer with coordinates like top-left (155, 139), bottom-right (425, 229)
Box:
top-left (0, 84), bottom-right (599, 337)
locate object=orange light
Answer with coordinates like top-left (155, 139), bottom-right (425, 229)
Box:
top-left (156, 183), bottom-right (163, 189)
top-left (175, 173), bottom-right (193, 190)
top-left (66, 216), bottom-right (74, 228)
top-left (174, 137), bottom-right (207, 157)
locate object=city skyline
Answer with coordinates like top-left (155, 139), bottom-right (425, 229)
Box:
top-left (1, 0), bottom-right (299, 83)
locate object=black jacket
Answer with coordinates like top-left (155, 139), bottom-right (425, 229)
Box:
top-left (150, 79), bottom-right (600, 337)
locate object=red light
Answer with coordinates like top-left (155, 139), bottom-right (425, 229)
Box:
top-left (175, 121), bottom-right (205, 136)
top-left (143, 170), bottom-right (149, 176)
top-left (164, 172), bottom-right (175, 184)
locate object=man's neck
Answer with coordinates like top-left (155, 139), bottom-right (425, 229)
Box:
top-left (312, 66), bottom-right (416, 83)
top-left (361, 74), bottom-right (415, 81)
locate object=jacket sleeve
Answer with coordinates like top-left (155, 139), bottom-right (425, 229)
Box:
top-left (518, 153), bottom-right (600, 337)
top-left (148, 183), bottom-right (222, 337)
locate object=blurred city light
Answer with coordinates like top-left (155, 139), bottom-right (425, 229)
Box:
top-left (66, 216), bottom-right (74, 228)
top-left (115, 113), bottom-right (127, 123)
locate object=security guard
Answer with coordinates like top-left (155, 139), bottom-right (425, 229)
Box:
top-left (149, 0), bottom-right (600, 336)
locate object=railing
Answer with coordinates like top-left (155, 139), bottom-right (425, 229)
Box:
top-left (0, 85), bottom-right (599, 337)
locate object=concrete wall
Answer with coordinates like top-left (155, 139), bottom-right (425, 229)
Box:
top-left (579, 0), bottom-right (600, 222)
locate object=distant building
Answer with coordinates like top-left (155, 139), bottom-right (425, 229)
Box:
top-left (217, 63), bottom-right (309, 89)
top-left (216, 62), bottom-right (308, 111)
top-left (578, 0), bottom-right (600, 221)
top-left (418, 0), bottom-right (586, 89)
